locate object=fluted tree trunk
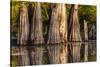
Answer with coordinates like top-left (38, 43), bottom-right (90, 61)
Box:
top-left (30, 2), bottom-right (44, 65)
top-left (17, 2), bottom-right (30, 65)
top-left (58, 4), bottom-right (68, 63)
top-left (47, 4), bottom-right (60, 64)
top-left (47, 3), bottom-right (68, 64)
top-left (84, 20), bottom-right (88, 62)
top-left (69, 4), bottom-right (82, 62)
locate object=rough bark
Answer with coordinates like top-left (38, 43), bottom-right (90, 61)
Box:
top-left (17, 2), bottom-right (30, 65)
top-left (47, 4), bottom-right (68, 64)
top-left (69, 4), bottom-right (82, 62)
top-left (17, 3), bottom-right (29, 45)
top-left (58, 4), bottom-right (67, 43)
top-left (47, 4), bottom-right (60, 64)
top-left (84, 20), bottom-right (88, 62)
top-left (30, 2), bottom-right (44, 65)
top-left (47, 4), bottom-right (60, 44)
top-left (58, 4), bottom-right (68, 63)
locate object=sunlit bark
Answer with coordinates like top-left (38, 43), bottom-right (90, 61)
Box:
top-left (58, 4), bottom-right (68, 63)
top-left (47, 3), bottom-right (68, 64)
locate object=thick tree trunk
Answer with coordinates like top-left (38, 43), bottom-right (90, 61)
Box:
top-left (47, 4), bottom-right (61, 64)
top-left (30, 2), bottom-right (44, 65)
top-left (58, 4), bottom-right (68, 63)
top-left (69, 4), bottom-right (82, 62)
top-left (17, 2), bottom-right (30, 65)
top-left (48, 4), bottom-right (60, 44)
top-left (84, 20), bottom-right (88, 62)
top-left (47, 4), bottom-right (68, 64)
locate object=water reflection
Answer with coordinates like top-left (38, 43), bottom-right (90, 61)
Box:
top-left (11, 41), bottom-right (96, 66)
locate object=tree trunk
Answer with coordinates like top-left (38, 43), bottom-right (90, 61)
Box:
top-left (84, 20), bottom-right (88, 62)
top-left (88, 24), bottom-right (96, 56)
top-left (58, 4), bottom-right (68, 63)
top-left (17, 2), bottom-right (30, 65)
top-left (47, 4), bottom-right (60, 64)
top-left (30, 2), bottom-right (44, 65)
top-left (69, 4), bottom-right (82, 62)
top-left (47, 3), bottom-right (68, 64)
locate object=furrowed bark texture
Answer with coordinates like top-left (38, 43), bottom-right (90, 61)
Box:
top-left (47, 4), bottom-right (61, 64)
top-left (17, 2), bottom-right (30, 65)
top-left (69, 4), bottom-right (82, 62)
top-left (30, 2), bottom-right (44, 65)
top-left (47, 4), bottom-right (68, 64)
top-left (58, 4), bottom-right (68, 63)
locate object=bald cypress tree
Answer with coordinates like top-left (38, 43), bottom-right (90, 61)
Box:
top-left (30, 2), bottom-right (44, 65)
top-left (47, 4), bottom-right (60, 64)
top-left (17, 2), bottom-right (30, 65)
top-left (69, 4), bottom-right (82, 62)
top-left (47, 3), bottom-right (68, 64)
top-left (84, 20), bottom-right (88, 62)
top-left (58, 4), bottom-right (68, 63)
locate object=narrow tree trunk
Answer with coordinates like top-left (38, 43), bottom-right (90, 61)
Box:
top-left (17, 2), bottom-right (30, 65)
top-left (84, 20), bottom-right (88, 62)
top-left (68, 5), bottom-right (74, 63)
top-left (47, 3), bottom-right (68, 64)
top-left (69, 4), bottom-right (82, 62)
top-left (88, 24), bottom-right (96, 56)
top-left (30, 2), bottom-right (44, 65)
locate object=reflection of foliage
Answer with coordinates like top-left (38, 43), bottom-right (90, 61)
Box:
top-left (11, 56), bottom-right (18, 67)
top-left (11, 48), bottom-right (19, 67)
top-left (88, 54), bottom-right (96, 61)
top-left (11, 1), bottom-right (96, 66)
top-left (11, 48), bottom-right (19, 54)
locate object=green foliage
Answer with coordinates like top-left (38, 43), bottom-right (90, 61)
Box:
top-left (11, 1), bottom-right (20, 37)
top-left (11, 1), bottom-right (96, 38)
top-left (79, 5), bottom-right (96, 23)
top-left (11, 1), bottom-right (96, 65)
